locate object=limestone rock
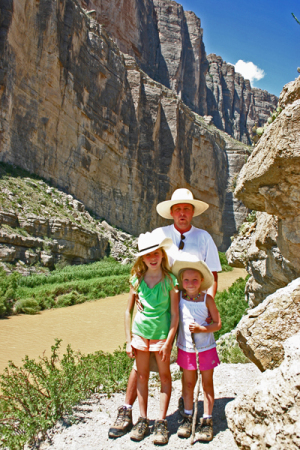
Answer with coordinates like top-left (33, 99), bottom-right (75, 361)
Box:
top-left (279, 75), bottom-right (300, 108)
top-left (226, 332), bottom-right (300, 449)
top-left (234, 77), bottom-right (300, 274)
top-left (85, 1), bottom-right (278, 145)
top-left (227, 212), bottom-right (299, 307)
top-left (0, 0), bottom-right (250, 247)
top-left (206, 54), bottom-right (278, 144)
top-left (236, 278), bottom-right (300, 371)
top-left (234, 97), bottom-right (300, 219)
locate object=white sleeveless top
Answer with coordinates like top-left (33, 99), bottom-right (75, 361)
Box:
top-left (177, 292), bottom-right (216, 353)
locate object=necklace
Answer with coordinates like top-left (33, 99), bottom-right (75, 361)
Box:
top-left (183, 292), bottom-right (202, 302)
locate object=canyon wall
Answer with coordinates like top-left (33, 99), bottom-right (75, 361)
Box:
top-left (81, 0), bottom-right (278, 144)
top-left (0, 0), bottom-right (250, 247)
top-left (206, 54), bottom-right (278, 144)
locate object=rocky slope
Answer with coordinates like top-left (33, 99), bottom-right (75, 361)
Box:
top-left (81, 0), bottom-right (278, 144)
top-left (0, 165), bottom-right (137, 272)
top-left (0, 0), bottom-right (252, 249)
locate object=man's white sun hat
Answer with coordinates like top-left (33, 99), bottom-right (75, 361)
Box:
top-left (172, 253), bottom-right (214, 291)
top-left (156, 188), bottom-right (209, 219)
top-left (137, 230), bottom-right (173, 257)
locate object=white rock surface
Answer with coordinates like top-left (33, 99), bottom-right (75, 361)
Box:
top-left (226, 333), bottom-right (300, 450)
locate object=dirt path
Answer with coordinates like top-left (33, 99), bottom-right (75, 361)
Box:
top-left (0, 268), bottom-right (247, 373)
top-left (37, 361), bottom-right (261, 450)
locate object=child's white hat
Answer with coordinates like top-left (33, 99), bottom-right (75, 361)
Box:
top-left (172, 253), bottom-right (214, 291)
top-left (137, 230), bottom-right (173, 257)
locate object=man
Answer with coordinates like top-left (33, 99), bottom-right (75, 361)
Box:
top-left (108, 188), bottom-right (221, 438)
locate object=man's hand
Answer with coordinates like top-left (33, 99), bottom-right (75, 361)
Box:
top-left (135, 295), bottom-right (143, 312)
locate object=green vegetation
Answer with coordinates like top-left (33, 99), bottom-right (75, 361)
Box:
top-left (214, 276), bottom-right (249, 341)
top-left (218, 251), bottom-right (233, 272)
top-left (217, 334), bottom-right (249, 364)
top-left (292, 12), bottom-right (300, 26)
top-left (0, 258), bottom-right (131, 317)
top-left (0, 339), bottom-right (133, 450)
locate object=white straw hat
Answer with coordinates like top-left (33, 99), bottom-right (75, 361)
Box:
top-left (172, 253), bottom-right (214, 291)
top-left (156, 188), bottom-right (209, 219)
top-left (137, 230), bottom-right (173, 257)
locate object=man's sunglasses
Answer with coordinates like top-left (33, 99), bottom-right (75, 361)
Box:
top-left (179, 234), bottom-right (185, 250)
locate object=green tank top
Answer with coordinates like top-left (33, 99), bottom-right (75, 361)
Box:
top-left (131, 273), bottom-right (178, 340)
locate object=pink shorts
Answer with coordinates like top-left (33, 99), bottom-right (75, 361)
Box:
top-left (131, 334), bottom-right (166, 352)
top-left (177, 347), bottom-right (220, 371)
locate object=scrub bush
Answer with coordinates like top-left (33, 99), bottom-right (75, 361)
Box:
top-left (0, 340), bottom-right (133, 450)
top-left (214, 276), bottom-right (249, 341)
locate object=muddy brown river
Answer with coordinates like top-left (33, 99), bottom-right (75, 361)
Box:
top-left (0, 268), bottom-right (247, 373)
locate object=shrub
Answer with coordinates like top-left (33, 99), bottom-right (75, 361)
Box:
top-left (218, 251), bottom-right (233, 272)
top-left (214, 276), bottom-right (249, 341)
top-left (217, 332), bottom-right (249, 364)
top-left (0, 340), bottom-right (133, 449)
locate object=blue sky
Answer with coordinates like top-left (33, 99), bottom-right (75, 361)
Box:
top-left (178, 0), bottom-right (299, 97)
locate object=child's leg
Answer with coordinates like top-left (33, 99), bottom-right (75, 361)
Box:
top-left (200, 368), bottom-right (214, 415)
top-left (182, 368), bottom-right (197, 411)
top-left (154, 353), bottom-right (172, 419)
top-left (135, 349), bottom-right (150, 418)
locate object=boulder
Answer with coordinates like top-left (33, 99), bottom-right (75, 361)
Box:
top-left (226, 332), bottom-right (300, 450)
top-left (236, 278), bottom-right (300, 371)
top-left (227, 212), bottom-right (299, 307)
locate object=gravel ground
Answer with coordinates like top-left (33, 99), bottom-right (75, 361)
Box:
top-left (37, 362), bottom-right (261, 450)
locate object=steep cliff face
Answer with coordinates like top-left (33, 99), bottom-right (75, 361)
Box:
top-left (81, 0), bottom-right (278, 144)
top-left (0, 0), bottom-right (249, 247)
top-left (206, 54), bottom-right (278, 144)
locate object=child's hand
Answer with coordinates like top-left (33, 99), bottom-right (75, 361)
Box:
top-left (126, 342), bottom-right (135, 358)
top-left (189, 321), bottom-right (206, 333)
top-left (159, 343), bottom-right (171, 362)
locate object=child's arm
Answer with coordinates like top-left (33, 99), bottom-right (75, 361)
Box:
top-left (124, 286), bottom-right (136, 358)
top-left (159, 287), bottom-right (179, 361)
top-left (189, 295), bottom-right (222, 334)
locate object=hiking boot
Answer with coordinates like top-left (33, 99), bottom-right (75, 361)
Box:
top-left (152, 419), bottom-right (169, 445)
top-left (196, 417), bottom-right (213, 442)
top-left (178, 396), bottom-right (185, 416)
top-left (177, 413), bottom-right (193, 438)
top-left (108, 406), bottom-right (133, 438)
top-left (130, 416), bottom-right (149, 441)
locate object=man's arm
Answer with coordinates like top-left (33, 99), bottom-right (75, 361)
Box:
top-left (207, 271), bottom-right (218, 299)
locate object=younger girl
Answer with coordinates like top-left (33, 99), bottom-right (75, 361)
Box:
top-left (172, 254), bottom-right (221, 442)
top-left (125, 230), bottom-right (179, 445)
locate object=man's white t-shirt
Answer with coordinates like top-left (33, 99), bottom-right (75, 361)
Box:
top-left (156, 225), bottom-right (221, 272)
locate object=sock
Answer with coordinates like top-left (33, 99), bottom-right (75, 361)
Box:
top-left (203, 414), bottom-right (212, 419)
top-left (184, 409), bottom-right (193, 415)
top-left (124, 404), bottom-right (132, 409)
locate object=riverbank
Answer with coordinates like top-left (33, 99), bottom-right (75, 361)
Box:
top-left (0, 268), bottom-right (247, 374)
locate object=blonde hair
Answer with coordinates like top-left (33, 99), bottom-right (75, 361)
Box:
top-left (131, 248), bottom-right (174, 291)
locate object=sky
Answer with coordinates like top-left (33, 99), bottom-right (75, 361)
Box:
top-left (178, 0), bottom-right (299, 97)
